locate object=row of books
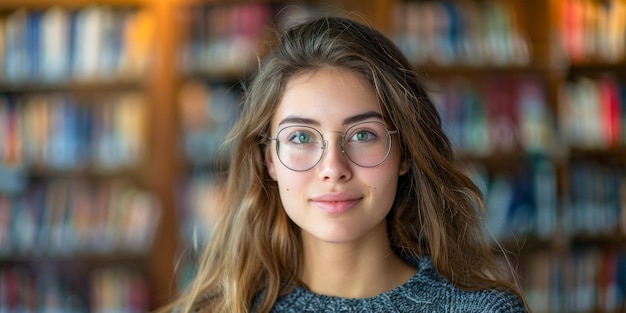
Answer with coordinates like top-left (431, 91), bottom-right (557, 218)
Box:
top-left (474, 157), bottom-right (626, 242)
top-left (559, 0), bottom-right (626, 64)
top-left (178, 81), bottom-right (240, 165)
top-left (522, 248), bottom-right (626, 313)
top-left (180, 3), bottom-right (272, 76)
top-left (391, 0), bottom-right (531, 66)
top-left (0, 265), bottom-right (149, 313)
top-left (566, 161), bottom-right (626, 237)
top-left (0, 92), bottom-right (147, 171)
top-left (432, 77), bottom-right (554, 155)
top-left (559, 75), bottom-right (626, 149)
top-left (0, 6), bottom-right (154, 83)
top-left (470, 157), bottom-right (558, 241)
top-left (0, 179), bottom-right (160, 256)
top-left (179, 3), bottom-right (330, 76)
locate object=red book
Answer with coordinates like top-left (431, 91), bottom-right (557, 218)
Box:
top-left (484, 77), bottom-right (519, 152)
top-left (599, 76), bottom-right (622, 146)
top-left (600, 250), bottom-right (619, 311)
top-left (563, 0), bottom-right (585, 62)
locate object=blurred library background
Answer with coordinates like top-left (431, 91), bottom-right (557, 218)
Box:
top-left (0, 0), bottom-right (625, 312)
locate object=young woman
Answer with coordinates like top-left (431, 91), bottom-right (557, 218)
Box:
top-left (160, 16), bottom-right (528, 312)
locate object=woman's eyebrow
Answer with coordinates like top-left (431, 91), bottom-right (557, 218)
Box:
top-left (342, 111), bottom-right (383, 125)
top-left (277, 111), bottom-right (383, 127)
top-left (277, 116), bottom-right (320, 126)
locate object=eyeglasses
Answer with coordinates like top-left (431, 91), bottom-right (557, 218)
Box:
top-left (268, 121), bottom-right (398, 172)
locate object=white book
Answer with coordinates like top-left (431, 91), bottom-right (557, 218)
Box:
top-left (41, 7), bottom-right (70, 82)
top-left (74, 6), bottom-right (104, 80)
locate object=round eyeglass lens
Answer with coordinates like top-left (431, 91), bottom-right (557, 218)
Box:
top-left (342, 121), bottom-right (392, 167)
top-left (275, 126), bottom-right (325, 171)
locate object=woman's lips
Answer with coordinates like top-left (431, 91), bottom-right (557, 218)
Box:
top-left (310, 193), bottom-right (362, 214)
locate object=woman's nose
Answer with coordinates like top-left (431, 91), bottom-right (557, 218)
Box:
top-left (317, 139), bottom-right (352, 182)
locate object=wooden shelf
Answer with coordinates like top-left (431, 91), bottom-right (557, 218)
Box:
top-left (25, 165), bottom-right (146, 180)
top-left (567, 61), bottom-right (626, 78)
top-left (571, 233), bottom-right (626, 247)
top-left (568, 146), bottom-right (626, 165)
top-left (0, 252), bottom-right (149, 264)
top-left (418, 62), bottom-right (554, 77)
top-left (0, 79), bottom-right (146, 94)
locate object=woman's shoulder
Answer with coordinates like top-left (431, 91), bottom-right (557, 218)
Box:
top-left (270, 256), bottom-right (526, 313)
top-left (404, 257), bottom-right (527, 312)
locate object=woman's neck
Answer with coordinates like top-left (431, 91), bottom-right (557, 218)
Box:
top-left (299, 226), bottom-right (417, 298)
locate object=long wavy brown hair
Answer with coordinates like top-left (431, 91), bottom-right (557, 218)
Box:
top-left (158, 16), bottom-right (525, 313)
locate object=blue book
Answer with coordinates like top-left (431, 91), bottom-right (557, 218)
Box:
top-left (78, 101), bottom-right (92, 167)
top-left (5, 9), bottom-right (28, 82)
top-left (533, 157), bottom-right (557, 239)
top-left (68, 10), bottom-right (79, 80)
top-left (26, 11), bottom-right (42, 80)
top-left (485, 175), bottom-right (514, 240)
top-left (506, 169), bottom-right (533, 237)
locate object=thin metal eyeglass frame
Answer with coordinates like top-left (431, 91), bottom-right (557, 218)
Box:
top-left (268, 121), bottom-right (399, 172)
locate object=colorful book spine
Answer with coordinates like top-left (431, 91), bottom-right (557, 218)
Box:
top-left (0, 6), bottom-right (154, 83)
top-left (390, 0), bottom-right (531, 66)
top-left (0, 92), bottom-right (148, 172)
top-left (4, 9), bottom-right (29, 82)
top-left (521, 248), bottom-right (626, 312)
top-left (559, 76), bottom-right (625, 148)
top-left (560, 0), bottom-right (626, 63)
top-left (432, 77), bottom-right (553, 155)
top-left (41, 7), bottom-right (70, 81)
top-left (0, 265), bottom-right (150, 312)
top-left (0, 179), bottom-right (160, 256)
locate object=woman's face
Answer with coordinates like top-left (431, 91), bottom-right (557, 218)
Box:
top-left (266, 67), bottom-right (408, 245)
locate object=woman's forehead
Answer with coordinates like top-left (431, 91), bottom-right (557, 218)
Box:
top-left (272, 68), bottom-right (382, 128)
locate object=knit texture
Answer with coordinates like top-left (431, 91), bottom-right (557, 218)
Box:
top-left (270, 257), bottom-right (526, 312)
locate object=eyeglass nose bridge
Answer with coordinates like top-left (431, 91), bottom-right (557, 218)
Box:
top-left (320, 131), bottom-right (347, 156)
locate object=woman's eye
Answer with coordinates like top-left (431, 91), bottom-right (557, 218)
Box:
top-left (297, 132), bottom-right (311, 143)
top-left (288, 131), bottom-right (314, 144)
top-left (350, 130), bottom-right (376, 142)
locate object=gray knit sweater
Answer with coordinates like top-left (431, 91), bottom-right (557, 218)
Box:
top-left (270, 257), bottom-right (526, 312)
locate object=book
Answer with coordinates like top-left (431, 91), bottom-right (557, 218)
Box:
top-left (26, 10), bottom-right (42, 80)
top-left (484, 77), bottom-right (520, 152)
top-left (41, 6), bottom-right (70, 82)
top-left (0, 16), bottom-right (5, 79)
top-left (4, 9), bottom-right (29, 82)
top-left (599, 76), bottom-right (622, 147)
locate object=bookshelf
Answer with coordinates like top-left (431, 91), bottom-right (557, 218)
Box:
top-left (0, 0), bottom-right (178, 311)
top-left (1, 0), bottom-right (625, 312)
top-left (389, 0), bottom-right (626, 312)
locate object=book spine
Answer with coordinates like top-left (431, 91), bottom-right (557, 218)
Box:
top-left (41, 7), bottom-right (70, 82)
top-left (0, 265), bottom-right (150, 312)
